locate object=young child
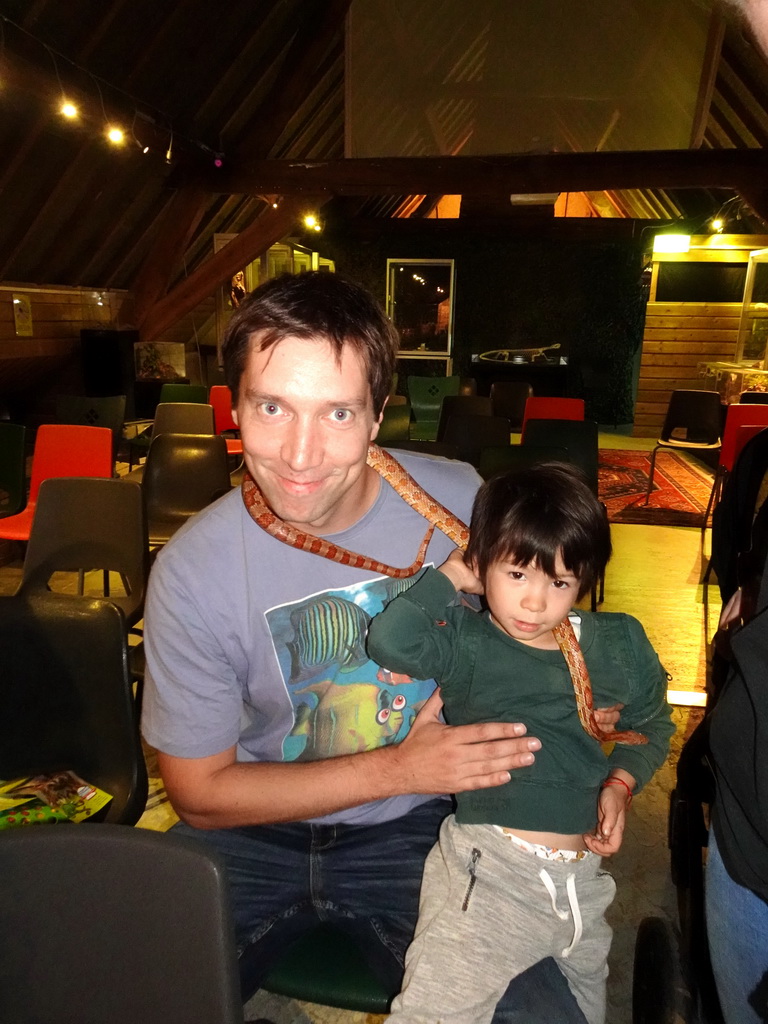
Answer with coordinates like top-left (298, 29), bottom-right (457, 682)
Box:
top-left (367, 462), bottom-right (673, 1024)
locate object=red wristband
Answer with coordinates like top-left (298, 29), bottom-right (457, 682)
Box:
top-left (601, 777), bottom-right (634, 806)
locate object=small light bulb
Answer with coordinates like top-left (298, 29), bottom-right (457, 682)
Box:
top-left (314, 223), bottom-right (321, 232)
top-left (106, 126), bottom-right (124, 145)
top-left (304, 214), bottom-right (318, 229)
top-left (60, 100), bottom-right (78, 119)
top-left (711, 217), bottom-right (724, 231)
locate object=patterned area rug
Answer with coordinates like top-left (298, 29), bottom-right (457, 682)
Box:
top-left (599, 449), bottom-right (714, 526)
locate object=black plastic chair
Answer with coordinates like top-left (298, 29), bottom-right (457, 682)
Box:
top-left (436, 394), bottom-right (493, 442)
top-left (489, 381), bottom-right (533, 431)
top-left (522, 418), bottom-right (600, 495)
top-left (644, 390), bottom-right (722, 506)
top-left (55, 394), bottom-right (126, 470)
top-left (142, 432), bottom-right (232, 545)
top-left (126, 401), bottom-right (216, 472)
top-left (478, 442), bottom-right (568, 481)
top-left (442, 412), bottom-right (511, 467)
top-left (19, 476), bottom-right (148, 629)
top-left (0, 824), bottom-right (242, 1024)
top-left (0, 591), bottom-right (147, 825)
top-left (521, 419), bottom-right (604, 609)
top-left (0, 421), bottom-right (26, 518)
top-left (739, 391), bottom-right (768, 404)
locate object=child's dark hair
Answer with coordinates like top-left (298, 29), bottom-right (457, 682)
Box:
top-left (465, 462), bottom-right (611, 600)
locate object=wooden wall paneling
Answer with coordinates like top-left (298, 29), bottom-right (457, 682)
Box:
top-left (634, 298), bottom-right (741, 436)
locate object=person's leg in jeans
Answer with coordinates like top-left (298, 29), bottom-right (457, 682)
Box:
top-left (173, 803), bottom-right (587, 1023)
top-left (706, 827), bottom-right (768, 1024)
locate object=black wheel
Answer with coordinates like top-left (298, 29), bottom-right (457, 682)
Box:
top-left (632, 916), bottom-right (684, 1024)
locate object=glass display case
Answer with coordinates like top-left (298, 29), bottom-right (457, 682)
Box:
top-left (699, 247), bottom-right (768, 402)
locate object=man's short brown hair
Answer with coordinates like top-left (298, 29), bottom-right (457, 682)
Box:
top-left (221, 272), bottom-right (398, 415)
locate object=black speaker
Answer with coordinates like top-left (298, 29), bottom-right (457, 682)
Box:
top-left (80, 329), bottom-right (138, 419)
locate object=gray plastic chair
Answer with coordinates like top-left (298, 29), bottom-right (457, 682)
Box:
top-left (20, 476), bottom-right (148, 629)
top-left (0, 824), bottom-right (241, 1024)
top-left (127, 401), bottom-right (215, 471)
top-left (142, 432), bottom-right (232, 545)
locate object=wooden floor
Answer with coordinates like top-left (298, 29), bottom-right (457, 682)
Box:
top-left (1, 432), bottom-right (717, 1024)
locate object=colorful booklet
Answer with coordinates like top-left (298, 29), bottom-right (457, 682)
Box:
top-left (0, 771), bottom-right (112, 828)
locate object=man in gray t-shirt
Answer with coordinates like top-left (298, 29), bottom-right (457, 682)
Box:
top-left (142, 271), bottom-right (599, 1022)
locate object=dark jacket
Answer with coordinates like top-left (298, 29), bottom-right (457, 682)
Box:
top-left (367, 568), bottom-right (673, 834)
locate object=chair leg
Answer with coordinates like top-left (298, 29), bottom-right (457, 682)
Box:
top-left (643, 446), bottom-right (660, 505)
top-left (701, 468), bottom-right (724, 534)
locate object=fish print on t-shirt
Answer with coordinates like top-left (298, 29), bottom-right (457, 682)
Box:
top-left (265, 569), bottom-right (436, 761)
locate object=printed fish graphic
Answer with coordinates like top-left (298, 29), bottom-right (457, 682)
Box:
top-left (287, 595), bottom-right (371, 683)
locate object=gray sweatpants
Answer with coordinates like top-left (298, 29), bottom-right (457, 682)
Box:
top-left (387, 814), bottom-right (616, 1024)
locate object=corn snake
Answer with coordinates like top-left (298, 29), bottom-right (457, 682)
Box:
top-left (242, 443), bottom-right (646, 745)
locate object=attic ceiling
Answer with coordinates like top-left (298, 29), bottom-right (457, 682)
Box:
top-left (0, 0), bottom-right (766, 323)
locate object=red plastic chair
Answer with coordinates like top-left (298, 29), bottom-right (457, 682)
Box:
top-left (209, 385), bottom-right (243, 456)
top-left (703, 404), bottom-right (768, 527)
top-left (0, 424), bottom-right (113, 542)
top-left (520, 397), bottom-right (585, 439)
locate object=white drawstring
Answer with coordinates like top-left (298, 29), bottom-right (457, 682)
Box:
top-left (539, 869), bottom-right (583, 958)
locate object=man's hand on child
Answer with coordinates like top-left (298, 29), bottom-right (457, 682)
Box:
top-left (437, 549), bottom-right (484, 595)
top-left (392, 688), bottom-right (542, 794)
top-left (583, 771), bottom-right (636, 857)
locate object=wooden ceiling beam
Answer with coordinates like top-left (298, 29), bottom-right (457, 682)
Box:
top-left (120, 185), bottom-right (209, 328)
top-left (139, 195), bottom-right (326, 345)
top-left (199, 148), bottom-right (768, 198)
top-left (690, 8), bottom-right (726, 148)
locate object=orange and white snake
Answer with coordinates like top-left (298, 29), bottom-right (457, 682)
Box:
top-left (242, 443), bottom-right (647, 746)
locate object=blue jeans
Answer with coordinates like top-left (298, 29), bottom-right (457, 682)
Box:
top-left (174, 799), bottom-right (587, 1023)
top-left (706, 828), bottom-right (768, 1024)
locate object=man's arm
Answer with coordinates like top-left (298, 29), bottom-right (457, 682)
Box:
top-left (159, 687), bottom-right (541, 828)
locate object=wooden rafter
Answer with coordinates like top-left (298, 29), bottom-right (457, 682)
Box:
top-left (691, 10), bottom-right (727, 148)
top-left (139, 195), bottom-right (327, 344)
top-left (234, 0), bottom-right (352, 162)
top-left (200, 148), bottom-right (768, 198)
top-left (120, 186), bottom-right (208, 328)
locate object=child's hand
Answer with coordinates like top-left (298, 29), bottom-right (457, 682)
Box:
top-left (583, 772), bottom-right (635, 857)
top-left (437, 549), bottom-right (484, 595)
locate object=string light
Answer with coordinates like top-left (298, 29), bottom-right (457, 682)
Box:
top-left (0, 14), bottom-right (222, 165)
top-left (106, 125), bottom-right (124, 145)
